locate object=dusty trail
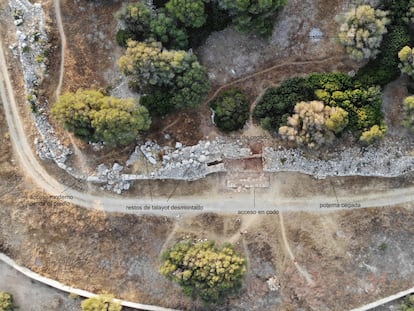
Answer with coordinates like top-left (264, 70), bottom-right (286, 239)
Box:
top-left (279, 212), bottom-right (314, 285)
top-left (53, 0), bottom-right (66, 99)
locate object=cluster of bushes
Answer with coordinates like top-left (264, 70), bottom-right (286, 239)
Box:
top-left (254, 73), bottom-right (386, 147)
top-left (160, 240), bottom-right (247, 304)
top-left (52, 90), bottom-right (151, 146)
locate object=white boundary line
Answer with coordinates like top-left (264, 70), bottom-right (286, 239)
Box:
top-left (350, 287), bottom-right (414, 311)
top-left (0, 253), bottom-right (181, 311)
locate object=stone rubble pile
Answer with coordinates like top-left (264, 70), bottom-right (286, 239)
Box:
top-left (10, 0), bottom-right (73, 174)
top-left (264, 137), bottom-right (414, 178)
top-left (89, 163), bottom-right (132, 194)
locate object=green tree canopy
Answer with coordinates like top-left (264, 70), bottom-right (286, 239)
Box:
top-left (52, 90), bottom-right (151, 146)
top-left (119, 41), bottom-right (210, 111)
top-left (166, 0), bottom-right (208, 28)
top-left (117, 2), bottom-right (153, 42)
top-left (149, 10), bottom-right (189, 50)
top-left (81, 294), bottom-right (122, 311)
top-left (210, 89), bottom-right (249, 132)
top-left (160, 240), bottom-right (247, 304)
top-left (218, 0), bottom-right (286, 37)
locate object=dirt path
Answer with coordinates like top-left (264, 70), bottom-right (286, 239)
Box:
top-left (53, 0), bottom-right (66, 99)
top-left (279, 212), bottom-right (314, 285)
top-left (204, 56), bottom-right (342, 106)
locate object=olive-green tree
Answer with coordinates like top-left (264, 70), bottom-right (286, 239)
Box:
top-left (149, 10), bottom-right (189, 50)
top-left (0, 292), bottom-right (14, 311)
top-left (52, 90), bottom-right (151, 146)
top-left (119, 40), bottom-right (190, 90)
top-left (210, 89), bottom-right (249, 132)
top-left (337, 5), bottom-right (390, 61)
top-left (166, 0), bottom-right (207, 28)
top-left (81, 294), bottom-right (122, 311)
top-left (218, 0), bottom-right (286, 37)
top-left (160, 240), bottom-right (247, 304)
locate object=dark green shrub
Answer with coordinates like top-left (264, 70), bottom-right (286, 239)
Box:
top-left (253, 76), bottom-right (314, 131)
top-left (210, 89), bottom-right (249, 132)
top-left (379, 0), bottom-right (411, 25)
top-left (140, 90), bottom-right (176, 117)
top-left (355, 26), bottom-right (411, 86)
top-left (116, 29), bottom-right (134, 47)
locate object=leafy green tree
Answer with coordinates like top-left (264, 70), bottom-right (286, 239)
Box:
top-left (149, 10), bottom-right (189, 50)
top-left (218, 0), bottom-right (286, 37)
top-left (403, 96), bottom-right (414, 131)
top-left (119, 41), bottom-right (189, 91)
top-left (401, 294), bottom-right (414, 311)
top-left (279, 101), bottom-right (348, 148)
top-left (140, 90), bottom-right (176, 116)
top-left (117, 2), bottom-right (153, 43)
top-left (337, 5), bottom-right (390, 61)
top-left (119, 41), bottom-right (210, 111)
top-left (170, 64), bottom-right (211, 109)
top-left (0, 292), bottom-right (14, 311)
top-left (166, 0), bottom-right (207, 28)
top-left (160, 240), bottom-right (247, 304)
top-left (210, 89), bottom-right (249, 132)
top-left (52, 90), bottom-right (151, 146)
top-left (81, 294), bottom-right (122, 311)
